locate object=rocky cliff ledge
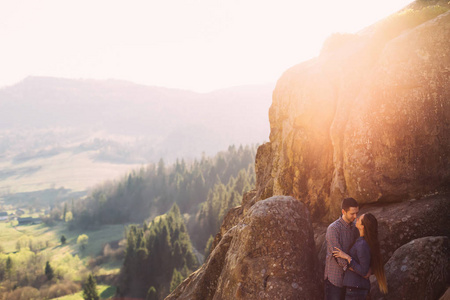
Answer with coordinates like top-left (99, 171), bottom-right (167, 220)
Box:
top-left (258, 8), bottom-right (450, 222)
top-left (166, 4), bottom-right (450, 300)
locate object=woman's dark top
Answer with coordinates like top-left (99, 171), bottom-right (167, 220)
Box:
top-left (343, 237), bottom-right (371, 290)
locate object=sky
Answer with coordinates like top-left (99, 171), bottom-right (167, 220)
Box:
top-left (1, 0), bottom-right (414, 93)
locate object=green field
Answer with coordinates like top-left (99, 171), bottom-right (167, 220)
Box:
top-left (55, 285), bottom-right (116, 299)
top-left (0, 222), bottom-right (27, 252)
top-left (0, 150), bottom-right (142, 195)
top-left (0, 220), bottom-right (125, 298)
top-left (0, 220), bottom-right (126, 277)
top-left (0, 221), bottom-right (126, 259)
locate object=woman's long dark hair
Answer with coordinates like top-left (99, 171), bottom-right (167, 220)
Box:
top-left (362, 213), bottom-right (388, 294)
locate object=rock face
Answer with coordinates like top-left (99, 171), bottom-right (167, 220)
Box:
top-left (166, 196), bottom-right (322, 300)
top-left (256, 10), bottom-right (450, 222)
top-left (361, 193), bottom-right (450, 263)
top-left (370, 236), bottom-right (449, 300)
top-left (167, 5), bottom-right (450, 300)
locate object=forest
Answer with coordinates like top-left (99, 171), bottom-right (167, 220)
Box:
top-left (71, 144), bottom-right (256, 251)
top-left (0, 144), bottom-right (257, 300)
top-left (117, 204), bottom-right (199, 299)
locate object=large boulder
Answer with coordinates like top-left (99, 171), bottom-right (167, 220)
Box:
top-left (370, 236), bottom-right (449, 300)
top-left (361, 193), bottom-right (450, 263)
top-left (166, 196), bottom-right (322, 300)
top-left (255, 9), bottom-right (450, 222)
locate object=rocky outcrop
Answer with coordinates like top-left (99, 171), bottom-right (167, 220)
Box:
top-left (166, 229), bottom-right (235, 300)
top-left (167, 196), bottom-right (322, 300)
top-left (167, 4), bottom-right (450, 300)
top-left (256, 9), bottom-right (450, 222)
top-left (370, 236), bottom-right (449, 300)
top-left (361, 193), bottom-right (450, 262)
top-left (253, 143), bottom-right (274, 204)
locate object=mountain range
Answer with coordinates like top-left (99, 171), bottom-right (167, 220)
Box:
top-left (0, 76), bottom-right (273, 195)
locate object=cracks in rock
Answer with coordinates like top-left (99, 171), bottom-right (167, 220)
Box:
top-left (328, 80), bottom-right (348, 210)
top-left (263, 275), bottom-right (269, 289)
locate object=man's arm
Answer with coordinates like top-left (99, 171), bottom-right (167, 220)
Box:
top-left (326, 226), bottom-right (348, 268)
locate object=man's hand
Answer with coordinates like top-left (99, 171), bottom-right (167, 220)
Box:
top-left (332, 247), bottom-right (351, 263)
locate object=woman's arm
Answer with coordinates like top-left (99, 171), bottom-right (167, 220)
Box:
top-left (348, 242), bottom-right (371, 277)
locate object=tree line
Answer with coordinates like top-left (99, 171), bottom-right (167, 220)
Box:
top-left (189, 166), bottom-right (254, 252)
top-left (117, 204), bottom-right (199, 299)
top-left (70, 144), bottom-right (256, 252)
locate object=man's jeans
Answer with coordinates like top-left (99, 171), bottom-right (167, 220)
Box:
top-left (324, 279), bottom-right (345, 300)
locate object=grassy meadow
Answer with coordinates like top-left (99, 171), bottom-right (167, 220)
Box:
top-left (0, 219), bottom-right (126, 299)
top-left (55, 285), bottom-right (116, 300)
top-left (0, 150), bottom-right (142, 195)
top-left (0, 221), bottom-right (126, 259)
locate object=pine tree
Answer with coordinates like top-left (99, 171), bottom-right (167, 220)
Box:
top-left (6, 256), bottom-right (13, 279)
top-left (71, 198), bottom-right (76, 218)
top-left (63, 203), bottom-right (68, 221)
top-left (170, 268), bottom-right (184, 292)
top-left (45, 261), bottom-right (54, 281)
top-left (83, 274), bottom-right (99, 300)
top-left (147, 286), bottom-right (157, 300)
top-left (204, 235), bottom-right (214, 258)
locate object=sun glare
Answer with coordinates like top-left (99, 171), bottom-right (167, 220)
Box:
top-left (0, 0), bottom-right (414, 92)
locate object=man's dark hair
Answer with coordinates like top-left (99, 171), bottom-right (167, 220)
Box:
top-left (341, 197), bottom-right (358, 211)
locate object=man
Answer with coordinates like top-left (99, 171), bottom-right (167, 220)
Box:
top-left (324, 197), bottom-right (360, 300)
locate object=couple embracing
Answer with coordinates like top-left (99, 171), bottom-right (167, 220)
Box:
top-left (324, 198), bottom-right (388, 300)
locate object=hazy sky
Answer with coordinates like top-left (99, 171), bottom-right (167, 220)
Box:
top-left (1, 0), bottom-right (413, 92)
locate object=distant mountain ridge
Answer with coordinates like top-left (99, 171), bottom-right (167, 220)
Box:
top-left (0, 76), bottom-right (273, 194)
top-left (0, 76), bottom-right (272, 136)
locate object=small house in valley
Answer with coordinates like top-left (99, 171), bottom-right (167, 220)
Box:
top-left (18, 217), bottom-right (42, 225)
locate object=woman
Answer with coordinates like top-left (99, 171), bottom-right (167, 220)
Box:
top-left (332, 213), bottom-right (388, 299)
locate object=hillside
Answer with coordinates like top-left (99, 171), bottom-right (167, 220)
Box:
top-left (0, 144), bottom-right (258, 300)
top-left (0, 77), bottom-right (273, 196)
